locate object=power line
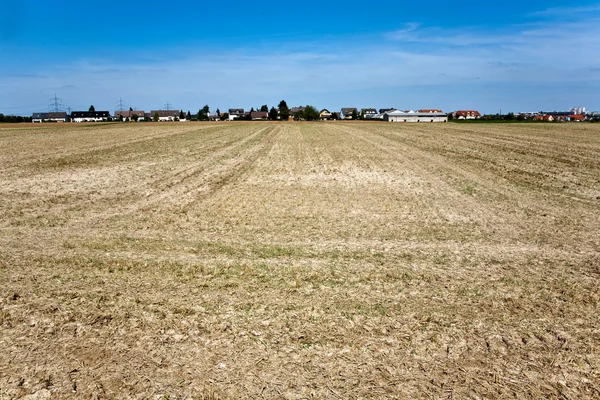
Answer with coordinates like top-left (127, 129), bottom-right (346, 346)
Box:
top-left (163, 101), bottom-right (173, 111)
top-left (0, 103), bottom-right (48, 110)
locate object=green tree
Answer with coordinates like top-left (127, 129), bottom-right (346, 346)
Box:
top-left (304, 105), bottom-right (320, 121)
top-left (351, 109), bottom-right (359, 120)
top-left (197, 105), bottom-right (210, 121)
top-left (89, 105), bottom-right (95, 112)
top-left (132, 114), bottom-right (139, 122)
top-left (220, 112), bottom-right (229, 121)
top-left (331, 112), bottom-right (339, 120)
top-left (260, 104), bottom-right (268, 112)
top-left (216, 108), bottom-right (221, 117)
top-left (268, 106), bottom-right (278, 120)
top-left (153, 112), bottom-right (159, 122)
top-left (179, 110), bottom-right (185, 120)
top-left (278, 100), bottom-right (290, 121)
top-left (186, 111), bottom-right (192, 120)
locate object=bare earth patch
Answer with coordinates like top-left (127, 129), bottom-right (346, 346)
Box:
top-left (1, 121), bottom-right (599, 399)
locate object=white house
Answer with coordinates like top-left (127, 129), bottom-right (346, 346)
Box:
top-left (453, 110), bottom-right (481, 119)
top-left (150, 110), bottom-right (179, 121)
top-left (71, 111), bottom-right (110, 122)
top-left (361, 108), bottom-right (377, 119)
top-left (32, 112), bottom-right (47, 123)
top-left (228, 109), bottom-right (245, 120)
top-left (32, 112), bottom-right (67, 123)
top-left (114, 110), bottom-right (145, 121)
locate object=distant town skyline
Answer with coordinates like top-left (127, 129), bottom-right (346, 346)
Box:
top-left (1, 1), bottom-right (599, 116)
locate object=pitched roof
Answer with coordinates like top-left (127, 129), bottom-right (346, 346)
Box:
top-left (251, 111), bottom-right (268, 119)
top-left (47, 112), bottom-right (67, 118)
top-left (455, 110), bottom-right (481, 117)
top-left (418, 109), bottom-right (443, 113)
top-left (114, 110), bottom-right (145, 117)
top-left (150, 110), bottom-right (179, 117)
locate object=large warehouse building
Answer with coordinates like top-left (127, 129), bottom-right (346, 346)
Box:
top-left (384, 110), bottom-right (448, 123)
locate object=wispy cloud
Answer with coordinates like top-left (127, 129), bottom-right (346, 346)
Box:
top-left (385, 23), bottom-right (421, 40)
top-left (386, 25), bottom-right (512, 46)
top-left (529, 4), bottom-right (600, 17)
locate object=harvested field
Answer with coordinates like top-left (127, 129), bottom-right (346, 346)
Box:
top-left (0, 121), bottom-right (599, 399)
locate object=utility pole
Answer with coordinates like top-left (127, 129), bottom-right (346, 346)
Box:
top-left (163, 101), bottom-right (172, 111)
top-left (116, 97), bottom-right (126, 111)
top-left (115, 97), bottom-right (128, 118)
top-left (48, 94), bottom-right (64, 112)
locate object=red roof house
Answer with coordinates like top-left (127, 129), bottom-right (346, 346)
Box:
top-left (455, 110), bottom-right (482, 119)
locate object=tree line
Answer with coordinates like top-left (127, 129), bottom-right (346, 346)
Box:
top-left (0, 114), bottom-right (32, 123)
top-left (175, 101), bottom-right (326, 121)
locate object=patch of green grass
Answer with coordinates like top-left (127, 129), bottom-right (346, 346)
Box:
top-left (460, 180), bottom-right (477, 195)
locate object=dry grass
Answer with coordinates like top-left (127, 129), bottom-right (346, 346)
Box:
top-left (0, 121), bottom-right (599, 399)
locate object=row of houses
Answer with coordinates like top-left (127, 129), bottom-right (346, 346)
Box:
top-left (100, 109), bottom-right (182, 122)
top-left (322, 108), bottom-right (480, 122)
top-left (226, 107), bottom-right (452, 122)
top-left (517, 111), bottom-right (589, 122)
top-left (317, 108), bottom-right (453, 122)
top-left (33, 111), bottom-right (115, 123)
top-left (32, 110), bottom-right (183, 123)
top-left (33, 111), bottom-right (113, 123)
top-left (227, 109), bottom-right (269, 120)
top-left (31, 108), bottom-right (481, 123)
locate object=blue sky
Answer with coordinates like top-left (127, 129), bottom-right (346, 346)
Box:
top-left (1, 0), bottom-right (599, 115)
